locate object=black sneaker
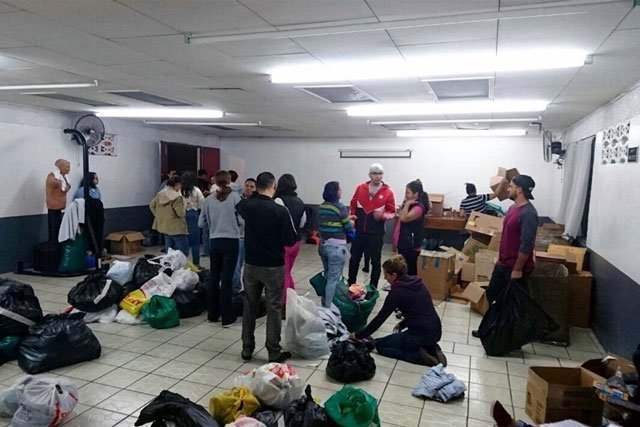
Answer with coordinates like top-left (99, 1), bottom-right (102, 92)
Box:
top-left (471, 330), bottom-right (480, 338)
top-left (419, 348), bottom-right (440, 366)
top-left (434, 344), bottom-right (448, 367)
top-left (268, 351), bottom-right (291, 363)
top-left (362, 265), bottom-right (370, 273)
top-left (241, 351), bottom-right (253, 362)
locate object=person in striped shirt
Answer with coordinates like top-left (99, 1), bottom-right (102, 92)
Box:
top-left (459, 183), bottom-right (497, 217)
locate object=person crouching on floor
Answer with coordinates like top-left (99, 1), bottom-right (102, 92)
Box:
top-left (350, 255), bottom-right (447, 366)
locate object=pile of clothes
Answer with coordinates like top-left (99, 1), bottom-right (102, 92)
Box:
top-left (412, 364), bottom-right (466, 402)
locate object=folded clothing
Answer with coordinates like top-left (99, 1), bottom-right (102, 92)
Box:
top-left (412, 364), bottom-right (466, 402)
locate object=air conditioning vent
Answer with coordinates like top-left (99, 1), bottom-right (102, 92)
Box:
top-left (297, 85), bottom-right (376, 103)
top-left (107, 91), bottom-right (192, 106)
top-left (425, 78), bottom-right (492, 100)
top-left (25, 93), bottom-right (116, 107)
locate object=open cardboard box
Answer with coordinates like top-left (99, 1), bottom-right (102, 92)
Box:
top-left (106, 231), bottom-right (145, 255)
top-left (465, 211), bottom-right (503, 237)
top-left (497, 167), bottom-right (520, 180)
top-left (474, 249), bottom-right (498, 282)
top-left (535, 251), bottom-right (578, 274)
top-left (418, 250), bottom-right (455, 301)
top-left (440, 246), bottom-right (469, 275)
top-left (462, 237), bottom-right (488, 262)
top-left (568, 271), bottom-right (593, 328)
top-left (461, 261), bottom-right (475, 282)
top-left (581, 353), bottom-right (637, 383)
top-left (461, 281), bottom-right (490, 315)
top-left (490, 175), bottom-right (510, 200)
top-left (547, 244), bottom-right (587, 271)
top-left (428, 193), bottom-right (445, 217)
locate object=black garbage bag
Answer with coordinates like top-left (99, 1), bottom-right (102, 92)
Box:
top-left (0, 336), bottom-right (20, 365)
top-left (17, 312), bottom-right (101, 373)
top-left (135, 390), bottom-right (219, 427)
top-left (232, 291), bottom-right (267, 318)
top-left (253, 409), bottom-right (281, 427)
top-left (0, 279), bottom-right (43, 337)
top-left (284, 385), bottom-right (329, 427)
top-left (478, 280), bottom-right (559, 356)
top-left (326, 339), bottom-right (376, 383)
top-left (133, 258), bottom-right (163, 288)
top-left (67, 272), bottom-right (124, 312)
top-left (171, 284), bottom-right (206, 318)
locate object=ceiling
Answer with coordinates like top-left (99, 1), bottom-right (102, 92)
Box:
top-left (0, 0), bottom-right (639, 138)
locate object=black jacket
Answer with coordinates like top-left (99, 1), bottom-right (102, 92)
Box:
top-left (276, 193), bottom-right (306, 240)
top-left (356, 274), bottom-right (441, 342)
top-left (397, 202), bottom-right (427, 251)
top-left (236, 194), bottom-right (297, 267)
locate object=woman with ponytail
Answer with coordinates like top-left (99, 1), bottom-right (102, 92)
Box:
top-left (393, 179), bottom-right (429, 276)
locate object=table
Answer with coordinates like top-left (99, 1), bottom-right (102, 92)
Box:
top-left (423, 215), bottom-right (468, 248)
top-left (424, 216), bottom-right (467, 231)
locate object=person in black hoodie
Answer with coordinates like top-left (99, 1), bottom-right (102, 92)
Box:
top-left (352, 255), bottom-right (446, 366)
top-left (236, 171), bottom-right (298, 363)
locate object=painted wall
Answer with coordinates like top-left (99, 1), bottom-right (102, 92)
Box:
top-left (220, 136), bottom-right (563, 218)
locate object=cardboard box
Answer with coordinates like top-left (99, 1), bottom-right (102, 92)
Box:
top-left (475, 250), bottom-right (498, 281)
top-left (568, 272), bottom-right (593, 328)
top-left (525, 367), bottom-right (603, 426)
top-left (487, 231), bottom-right (501, 251)
top-left (462, 237), bottom-right (488, 262)
top-left (535, 251), bottom-right (578, 274)
top-left (106, 231), bottom-right (145, 255)
top-left (418, 251), bottom-right (454, 301)
top-left (535, 226), bottom-right (567, 252)
top-left (582, 354), bottom-right (637, 383)
top-left (461, 261), bottom-right (476, 282)
top-left (461, 281), bottom-right (490, 315)
top-left (440, 246), bottom-right (469, 275)
top-left (490, 175), bottom-right (510, 200)
top-left (428, 193), bottom-right (444, 217)
top-left (548, 244), bottom-right (587, 271)
top-left (497, 167), bottom-right (520, 181)
top-left (465, 211), bottom-right (503, 237)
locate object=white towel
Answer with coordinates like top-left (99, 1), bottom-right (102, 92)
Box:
top-left (58, 198), bottom-right (85, 242)
top-left (52, 167), bottom-right (69, 191)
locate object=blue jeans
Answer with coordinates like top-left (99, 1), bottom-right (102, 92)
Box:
top-left (202, 226), bottom-right (210, 256)
top-left (232, 238), bottom-right (245, 295)
top-left (376, 331), bottom-right (437, 365)
top-left (185, 210), bottom-right (201, 266)
top-left (164, 234), bottom-right (189, 256)
top-left (318, 242), bottom-right (348, 308)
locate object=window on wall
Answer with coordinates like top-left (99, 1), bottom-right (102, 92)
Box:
top-left (159, 141), bottom-right (219, 183)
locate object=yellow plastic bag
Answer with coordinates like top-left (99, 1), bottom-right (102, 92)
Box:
top-left (186, 262), bottom-right (201, 273)
top-left (119, 289), bottom-right (149, 315)
top-left (209, 386), bottom-right (260, 425)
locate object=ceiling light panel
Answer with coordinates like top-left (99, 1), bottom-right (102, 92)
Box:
top-left (397, 128), bottom-right (528, 137)
top-left (296, 85), bottom-right (376, 103)
top-left (0, 80), bottom-right (98, 90)
top-left (23, 93), bottom-right (116, 107)
top-left (427, 78), bottom-right (491, 100)
top-left (347, 100), bottom-right (548, 117)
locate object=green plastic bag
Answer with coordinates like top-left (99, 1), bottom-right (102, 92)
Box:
top-left (309, 272), bottom-right (326, 297)
top-left (0, 336), bottom-right (20, 364)
top-left (325, 386), bottom-right (381, 427)
top-left (141, 295), bottom-right (180, 329)
top-left (58, 232), bottom-right (87, 272)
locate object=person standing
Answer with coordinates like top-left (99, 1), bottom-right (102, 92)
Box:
top-left (318, 181), bottom-right (354, 308)
top-left (181, 171), bottom-right (205, 268)
top-left (229, 170), bottom-right (242, 195)
top-left (394, 179), bottom-right (429, 276)
top-left (149, 177), bottom-right (189, 255)
top-left (236, 172), bottom-right (297, 363)
top-left (196, 169), bottom-right (210, 196)
top-left (74, 172), bottom-right (101, 200)
top-left (74, 171), bottom-right (105, 257)
top-left (459, 183), bottom-right (498, 217)
top-left (348, 163), bottom-right (396, 288)
top-left (232, 178), bottom-right (256, 296)
top-left (274, 174), bottom-right (307, 315)
top-left (45, 159), bottom-right (71, 243)
top-left (472, 175), bottom-right (538, 338)
top-left (199, 170), bottom-right (241, 326)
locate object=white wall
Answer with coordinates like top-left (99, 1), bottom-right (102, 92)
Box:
top-left (220, 136), bottom-right (562, 217)
top-left (0, 103), bottom-right (219, 218)
top-left (562, 81), bottom-right (640, 284)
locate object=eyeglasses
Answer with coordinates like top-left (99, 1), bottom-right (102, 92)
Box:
top-left (370, 172), bottom-right (383, 175)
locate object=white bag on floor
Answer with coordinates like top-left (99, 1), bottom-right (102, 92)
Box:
top-left (234, 363), bottom-right (303, 410)
top-left (115, 309), bottom-right (144, 324)
top-left (141, 272), bottom-right (176, 298)
top-left (71, 305), bottom-right (118, 323)
top-left (0, 375), bottom-right (31, 416)
top-left (284, 289), bottom-right (329, 359)
top-left (171, 268), bottom-right (199, 291)
top-left (106, 261), bottom-right (134, 285)
top-left (150, 248), bottom-right (187, 271)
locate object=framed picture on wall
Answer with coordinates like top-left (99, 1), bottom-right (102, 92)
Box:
top-left (88, 133), bottom-right (117, 157)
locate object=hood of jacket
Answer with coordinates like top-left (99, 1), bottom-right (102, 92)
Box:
top-left (158, 188), bottom-right (181, 205)
top-left (393, 274), bottom-right (425, 292)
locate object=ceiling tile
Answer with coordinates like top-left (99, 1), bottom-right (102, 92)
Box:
top-left (293, 31), bottom-right (401, 62)
top-left (0, 34), bottom-right (32, 49)
top-left (399, 39), bottom-right (496, 61)
top-left (618, 6), bottom-right (640, 30)
top-left (239, 0), bottom-right (374, 26)
top-left (0, 54), bottom-right (38, 70)
top-left (366, 0), bottom-right (498, 21)
top-left (388, 20), bottom-right (497, 46)
top-left (109, 61), bottom-right (223, 88)
top-left (212, 38), bottom-right (306, 58)
top-left (0, 2), bottom-right (18, 13)
top-left (237, 52), bottom-right (319, 74)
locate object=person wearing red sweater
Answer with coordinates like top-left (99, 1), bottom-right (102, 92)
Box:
top-left (348, 163), bottom-right (396, 288)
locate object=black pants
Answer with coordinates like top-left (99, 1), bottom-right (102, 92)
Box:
top-left (208, 238), bottom-right (239, 324)
top-left (485, 263), bottom-right (530, 304)
top-left (47, 209), bottom-right (62, 243)
top-left (348, 233), bottom-right (384, 287)
top-left (399, 248), bottom-right (419, 276)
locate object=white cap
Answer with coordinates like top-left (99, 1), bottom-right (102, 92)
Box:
top-left (369, 163), bottom-right (384, 173)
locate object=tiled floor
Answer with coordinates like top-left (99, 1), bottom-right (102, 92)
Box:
top-left (0, 244), bottom-right (607, 426)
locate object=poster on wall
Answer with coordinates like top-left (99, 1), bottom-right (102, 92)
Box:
top-left (88, 133), bottom-right (117, 157)
top-left (601, 121), bottom-right (630, 165)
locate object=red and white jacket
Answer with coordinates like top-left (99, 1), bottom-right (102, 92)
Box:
top-left (350, 181), bottom-right (396, 235)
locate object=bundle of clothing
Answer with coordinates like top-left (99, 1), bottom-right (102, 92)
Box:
top-left (317, 305), bottom-right (349, 349)
top-left (412, 364), bottom-right (466, 402)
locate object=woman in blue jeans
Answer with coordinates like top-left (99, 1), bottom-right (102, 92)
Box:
top-left (351, 255), bottom-right (447, 366)
top-left (317, 181), bottom-right (354, 307)
top-left (180, 171), bottom-right (205, 267)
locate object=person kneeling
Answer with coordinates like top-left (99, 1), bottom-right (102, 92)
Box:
top-left (350, 255), bottom-right (447, 366)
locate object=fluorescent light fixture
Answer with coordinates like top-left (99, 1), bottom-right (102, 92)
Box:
top-left (370, 118), bottom-right (539, 125)
top-left (270, 49), bottom-right (587, 83)
top-left (347, 100), bottom-right (548, 117)
top-left (95, 108), bottom-right (224, 119)
top-left (144, 120), bottom-right (260, 126)
top-left (0, 80), bottom-right (98, 91)
top-left (397, 128), bottom-right (527, 137)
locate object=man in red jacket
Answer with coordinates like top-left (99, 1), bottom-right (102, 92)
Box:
top-left (348, 163), bottom-right (396, 288)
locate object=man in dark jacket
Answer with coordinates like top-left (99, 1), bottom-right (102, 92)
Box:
top-left (348, 163), bottom-right (396, 288)
top-left (236, 171), bottom-right (297, 363)
top-left (352, 255), bottom-right (446, 366)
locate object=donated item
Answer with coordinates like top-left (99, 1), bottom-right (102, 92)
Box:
top-left (17, 313), bottom-right (101, 374)
top-left (412, 363), bottom-right (466, 402)
top-left (58, 232), bottom-right (87, 272)
top-left (485, 202), bottom-right (506, 216)
top-left (440, 246), bottom-right (468, 275)
top-left (309, 272), bottom-right (326, 297)
top-left (547, 244), bottom-right (587, 271)
top-left (527, 262), bottom-right (570, 345)
top-left (131, 257), bottom-right (164, 290)
top-left (0, 336), bottom-right (20, 365)
top-left (150, 248), bottom-right (188, 271)
top-left (474, 250), bottom-right (498, 282)
top-left (461, 261), bottom-right (475, 282)
top-left (209, 386), bottom-right (261, 425)
top-left (417, 251), bottom-right (455, 301)
top-left (333, 280), bottom-right (379, 332)
top-left (252, 410), bottom-right (280, 427)
top-left (119, 289), bottom-right (149, 316)
top-left (232, 292), bottom-right (267, 318)
top-left (326, 339), bottom-right (376, 383)
top-left (186, 262), bottom-right (201, 273)
top-left (462, 237), bottom-right (488, 262)
top-left (582, 354), bottom-right (637, 385)
top-left (461, 282), bottom-right (490, 315)
top-left (136, 390), bottom-right (219, 427)
top-left (141, 272), bottom-right (176, 298)
top-left (71, 304), bottom-right (118, 324)
top-left (226, 417), bottom-right (266, 427)
top-left (348, 284), bottom-right (365, 300)
top-left (490, 176), bottom-right (510, 201)
top-left (478, 280), bottom-right (558, 356)
top-left (32, 241), bottom-right (62, 273)
top-left (318, 305), bottom-right (349, 349)
top-left (525, 367), bottom-right (603, 426)
top-left (324, 386), bottom-right (381, 427)
top-left (0, 279), bottom-right (43, 337)
top-left (284, 385), bottom-right (329, 427)
top-left (465, 211), bottom-right (503, 237)
top-left (84, 255), bottom-right (97, 268)
top-left (0, 375), bottom-right (78, 427)
top-left (67, 272), bottom-right (124, 312)
top-left (105, 231), bottom-right (144, 256)
top-left (115, 309), bottom-right (144, 324)
top-left (497, 167), bottom-right (520, 181)
top-left (428, 193), bottom-right (444, 217)
top-left (141, 295), bottom-right (180, 329)
top-left (283, 289), bottom-right (329, 359)
top-left (568, 272), bottom-right (592, 328)
top-left (171, 284), bottom-right (206, 318)
top-left (106, 261), bottom-right (134, 285)
top-left (234, 363), bottom-right (304, 410)
top-left (172, 268), bottom-right (200, 291)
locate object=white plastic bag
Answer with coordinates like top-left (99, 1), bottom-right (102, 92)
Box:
top-left (284, 289), bottom-right (329, 359)
top-left (150, 248), bottom-right (187, 271)
top-left (225, 417), bottom-right (266, 427)
top-left (71, 305), bottom-right (118, 323)
top-left (115, 309), bottom-right (144, 324)
top-left (0, 375), bottom-right (31, 416)
top-left (234, 363), bottom-right (303, 410)
top-left (106, 261), bottom-right (134, 285)
top-left (171, 269), bottom-right (199, 292)
top-left (141, 272), bottom-right (176, 298)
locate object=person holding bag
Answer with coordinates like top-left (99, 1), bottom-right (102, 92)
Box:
top-left (394, 179), bottom-right (429, 276)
